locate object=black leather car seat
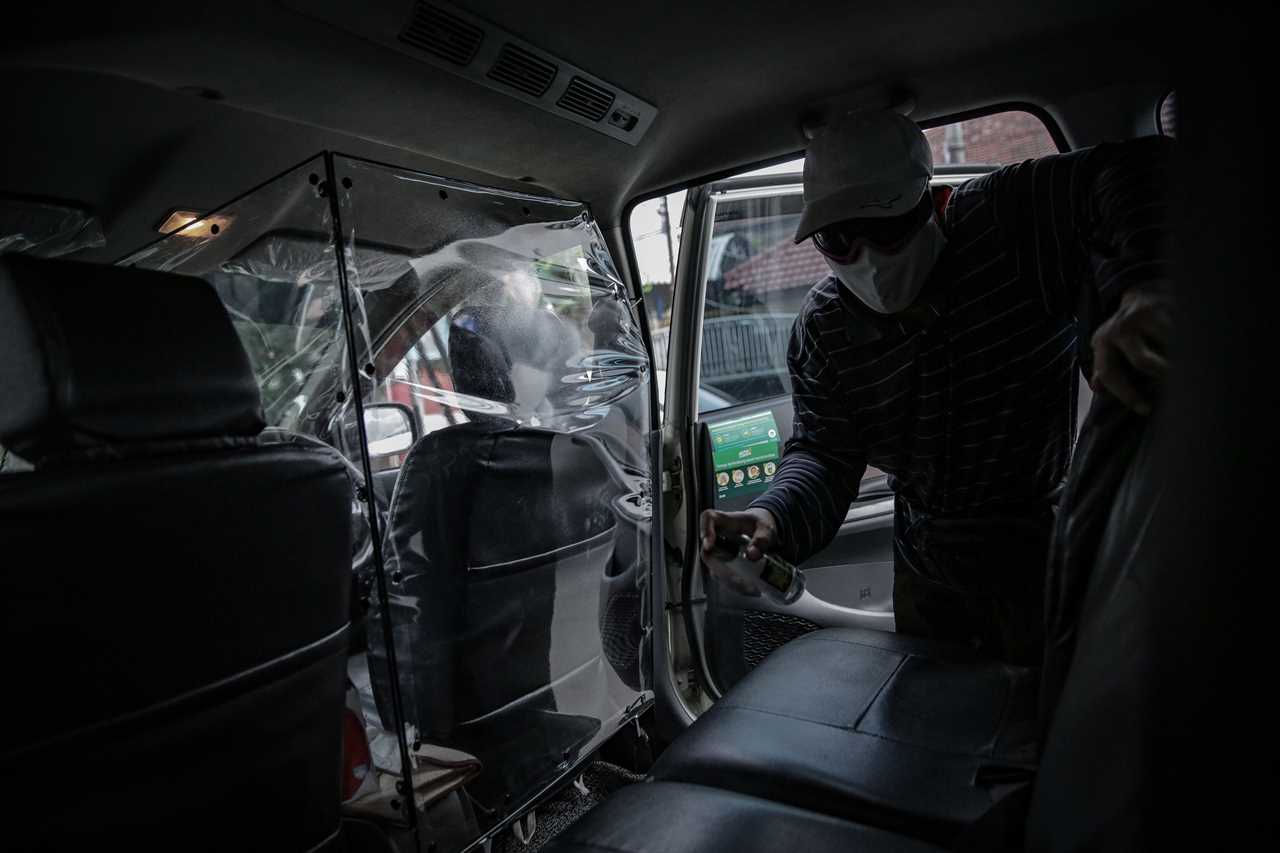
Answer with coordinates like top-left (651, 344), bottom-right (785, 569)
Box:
top-left (365, 291), bottom-right (645, 808)
top-left (0, 256), bottom-right (354, 850)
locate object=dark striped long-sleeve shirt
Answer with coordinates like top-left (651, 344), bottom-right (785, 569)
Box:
top-left (750, 136), bottom-right (1173, 566)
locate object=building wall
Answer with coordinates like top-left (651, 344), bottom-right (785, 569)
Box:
top-left (925, 110), bottom-right (1060, 167)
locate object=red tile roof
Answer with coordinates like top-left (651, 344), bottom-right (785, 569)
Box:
top-left (723, 239), bottom-right (829, 293)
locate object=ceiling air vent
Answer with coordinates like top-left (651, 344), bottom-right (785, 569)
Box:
top-left (325, 0), bottom-right (660, 144)
top-left (487, 43), bottom-right (558, 98)
top-left (557, 76), bottom-right (615, 123)
top-left (399, 3), bottom-right (483, 67)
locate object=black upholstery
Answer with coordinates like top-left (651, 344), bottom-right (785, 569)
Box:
top-left (547, 783), bottom-right (945, 853)
top-left (0, 254), bottom-right (264, 462)
top-left (1038, 392), bottom-right (1145, 737)
top-left (0, 257), bottom-right (352, 849)
top-left (367, 423), bottom-right (625, 805)
top-left (651, 627), bottom-right (1038, 842)
top-left (1023, 418), bottom-right (1162, 851)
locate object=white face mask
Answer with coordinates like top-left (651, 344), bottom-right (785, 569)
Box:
top-left (824, 216), bottom-right (947, 314)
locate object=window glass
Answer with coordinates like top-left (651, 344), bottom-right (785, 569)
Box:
top-left (923, 110), bottom-right (1059, 166)
top-left (627, 191), bottom-right (685, 416)
top-left (693, 110), bottom-right (1061, 488)
top-left (735, 110), bottom-right (1060, 178)
top-left (700, 188), bottom-right (808, 410)
top-left (697, 109), bottom-right (1060, 417)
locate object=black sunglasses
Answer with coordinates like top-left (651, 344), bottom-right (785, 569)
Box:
top-left (813, 193), bottom-right (933, 261)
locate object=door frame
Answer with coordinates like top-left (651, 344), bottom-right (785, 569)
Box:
top-left (651, 168), bottom-right (1001, 729)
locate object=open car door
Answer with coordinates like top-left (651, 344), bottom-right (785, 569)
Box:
top-left (659, 166), bottom-right (1007, 695)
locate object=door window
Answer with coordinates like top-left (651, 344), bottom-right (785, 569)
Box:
top-left (690, 109), bottom-right (1062, 488)
top-left (627, 191), bottom-right (686, 419)
top-left (697, 109), bottom-right (1060, 416)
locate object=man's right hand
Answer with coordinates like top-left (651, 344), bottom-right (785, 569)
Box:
top-left (700, 507), bottom-right (778, 561)
top-left (1090, 285), bottom-right (1172, 416)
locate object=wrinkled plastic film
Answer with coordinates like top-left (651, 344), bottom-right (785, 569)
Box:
top-left (118, 156), bottom-right (385, 629)
top-left (334, 155), bottom-right (653, 834)
top-left (0, 197), bottom-right (106, 258)
top-left (120, 158), bottom-right (358, 442)
top-left (119, 156), bottom-right (422, 827)
top-left (117, 153), bottom-right (656, 844)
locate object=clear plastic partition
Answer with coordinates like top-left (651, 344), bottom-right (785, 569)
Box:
top-left (121, 157), bottom-right (351, 441)
top-left (120, 153), bottom-right (654, 849)
top-left (332, 155), bottom-right (653, 836)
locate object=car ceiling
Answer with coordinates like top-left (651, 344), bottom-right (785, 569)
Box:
top-left (1, 1), bottom-right (1175, 268)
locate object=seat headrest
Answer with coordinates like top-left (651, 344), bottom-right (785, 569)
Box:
top-left (0, 255), bottom-right (265, 463)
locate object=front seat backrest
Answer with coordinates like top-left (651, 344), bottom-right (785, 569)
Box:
top-left (367, 422), bottom-right (621, 802)
top-left (0, 256), bottom-right (353, 850)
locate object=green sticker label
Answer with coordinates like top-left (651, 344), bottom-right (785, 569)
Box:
top-left (709, 410), bottom-right (781, 501)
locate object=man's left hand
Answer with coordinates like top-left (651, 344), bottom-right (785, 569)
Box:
top-left (1090, 286), bottom-right (1173, 415)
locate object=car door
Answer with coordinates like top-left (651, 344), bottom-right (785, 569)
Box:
top-left (665, 168), bottom-right (999, 692)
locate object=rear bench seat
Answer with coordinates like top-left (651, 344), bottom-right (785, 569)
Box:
top-left (649, 628), bottom-right (1038, 841)
top-left (545, 392), bottom-right (1150, 852)
top-left (644, 394), bottom-right (1144, 843)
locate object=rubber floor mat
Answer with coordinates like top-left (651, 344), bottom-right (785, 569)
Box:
top-left (491, 761), bottom-right (645, 853)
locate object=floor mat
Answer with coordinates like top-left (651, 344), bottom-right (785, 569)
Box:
top-left (491, 761), bottom-right (645, 853)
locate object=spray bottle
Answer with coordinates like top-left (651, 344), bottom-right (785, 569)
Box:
top-left (703, 532), bottom-right (805, 605)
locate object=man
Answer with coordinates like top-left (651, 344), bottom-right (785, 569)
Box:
top-left (701, 110), bottom-right (1172, 664)
top-left (447, 263), bottom-right (569, 424)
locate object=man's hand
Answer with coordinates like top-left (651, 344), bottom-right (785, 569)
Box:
top-left (700, 507), bottom-right (778, 561)
top-left (1090, 287), bottom-right (1173, 415)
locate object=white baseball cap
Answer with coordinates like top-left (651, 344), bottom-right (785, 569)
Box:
top-left (794, 110), bottom-right (934, 244)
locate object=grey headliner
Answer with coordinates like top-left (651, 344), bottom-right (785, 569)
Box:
top-left (1, 1), bottom-right (1174, 267)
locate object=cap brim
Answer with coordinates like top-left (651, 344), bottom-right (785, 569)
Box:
top-left (794, 177), bottom-right (930, 244)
